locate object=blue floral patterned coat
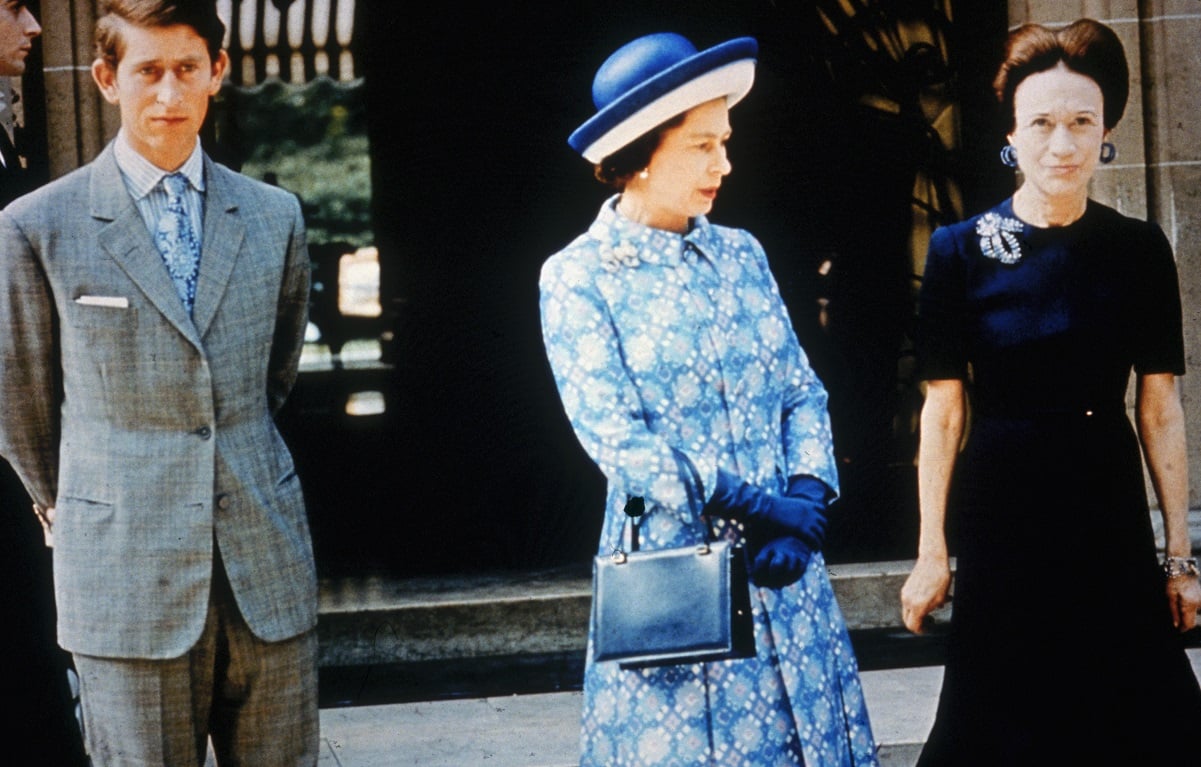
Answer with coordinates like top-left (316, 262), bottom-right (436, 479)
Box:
top-left (539, 197), bottom-right (878, 766)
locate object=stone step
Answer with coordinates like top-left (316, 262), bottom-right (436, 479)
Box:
top-left (316, 559), bottom-right (950, 668)
top-left (318, 506), bottom-right (1201, 669)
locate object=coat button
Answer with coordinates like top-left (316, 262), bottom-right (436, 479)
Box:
top-left (196, 426), bottom-right (212, 439)
top-left (216, 494), bottom-right (231, 510)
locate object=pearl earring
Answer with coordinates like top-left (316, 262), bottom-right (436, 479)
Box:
top-left (638, 168), bottom-right (649, 180)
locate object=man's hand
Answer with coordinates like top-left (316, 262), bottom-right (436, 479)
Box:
top-left (33, 503), bottom-right (54, 547)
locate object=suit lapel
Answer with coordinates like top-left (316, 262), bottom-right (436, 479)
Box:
top-left (91, 146), bottom-right (204, 351)
top-left (192, 156), bottom-right (245, 338)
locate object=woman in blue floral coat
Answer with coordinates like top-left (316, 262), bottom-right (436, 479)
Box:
top-left (539, 32), bottom-right (878, 766)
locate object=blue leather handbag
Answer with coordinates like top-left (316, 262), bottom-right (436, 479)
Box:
top-left (591, 507), bottom-right (755, 669)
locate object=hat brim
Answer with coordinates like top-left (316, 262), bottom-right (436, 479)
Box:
top-left (569, 37), bottom-right (758, 164)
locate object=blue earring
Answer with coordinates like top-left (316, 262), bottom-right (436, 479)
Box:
top-left (1000, 145), bottom-right (1018, 168)
top-left (1100, 142), bottom-right (1117, 164)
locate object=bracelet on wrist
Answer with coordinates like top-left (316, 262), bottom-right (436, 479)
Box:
top-left (1162, 556), bottom-right (1200, 579)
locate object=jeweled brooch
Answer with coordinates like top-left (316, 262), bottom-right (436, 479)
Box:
top-left (599, 241), bottom-right (641, 272)
top-left (975, 212), bottom-right (1024, 264)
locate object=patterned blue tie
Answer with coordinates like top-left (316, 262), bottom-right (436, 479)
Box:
top-left (154, 172), bottom-right (201, 314)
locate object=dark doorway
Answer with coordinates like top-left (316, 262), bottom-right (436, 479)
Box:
top-left (277, 1), bottom-right (1012, 577)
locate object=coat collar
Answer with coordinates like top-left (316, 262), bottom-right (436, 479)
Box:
top-left (111, 132), bottom-right (206, 200)
top-left (587, 194), bottom-right (722, 270)
top-left (90, 144), bottom-right (246, 349)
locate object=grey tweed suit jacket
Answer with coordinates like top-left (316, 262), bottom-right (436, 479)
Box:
top-left (0, 143), bottom-right (316, 659)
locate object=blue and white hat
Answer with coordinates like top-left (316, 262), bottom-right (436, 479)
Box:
top-left (568, 33), bottom-right (758, 164)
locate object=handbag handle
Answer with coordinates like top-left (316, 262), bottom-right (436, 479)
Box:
top-left (618, 501), bottom-right (714, 562)
top-left (619, 451), bottom-right (714, 558)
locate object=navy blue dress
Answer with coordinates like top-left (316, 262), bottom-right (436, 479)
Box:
top-left (915, 198), bottom-right (1201, 765)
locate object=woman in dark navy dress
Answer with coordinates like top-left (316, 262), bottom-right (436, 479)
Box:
top-left (900, 18), bottom-right (1201, 765)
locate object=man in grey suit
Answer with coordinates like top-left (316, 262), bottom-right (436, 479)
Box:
top-left (0, 1), bottom-right (318, 764)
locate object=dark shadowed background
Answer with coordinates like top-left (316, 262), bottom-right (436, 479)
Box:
top-left (265, 0), bottom-right (1013, 578)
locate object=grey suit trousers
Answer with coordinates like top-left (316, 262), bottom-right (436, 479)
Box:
top-left (72, 555), bottom-right (319, 767)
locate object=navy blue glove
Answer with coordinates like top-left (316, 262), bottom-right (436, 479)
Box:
top-left (785, 474), bottom-right (836, 505)
top-left (749, 536), bottom-right (813, 588)
top-left (783, 473), bottom-right (834, 550)
top-left (705, 469), bottom-right (830, 550)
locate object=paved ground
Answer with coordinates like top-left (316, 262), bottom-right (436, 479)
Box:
top-left (313, 663), bottom-right (943, 767)
top-left (306, 650), bottom-right (1201, 766)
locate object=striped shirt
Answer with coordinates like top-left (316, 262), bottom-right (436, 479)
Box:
top-left (112, 131), bottom-right (206, 250)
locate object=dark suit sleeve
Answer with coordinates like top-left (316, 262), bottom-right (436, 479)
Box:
top-left (267, 193), bottom-right (311, 416)
top-left (0, 210), bottom-right (60, 507)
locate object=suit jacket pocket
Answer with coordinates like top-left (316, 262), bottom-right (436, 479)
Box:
top-left (65, 301), bottom-right (137, 330)
top-left (54, 496), bottom-right (116, 547)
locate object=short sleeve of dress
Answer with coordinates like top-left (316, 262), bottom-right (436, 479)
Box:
top-left (1132, 222), bottom-right (1185, 375)
top-left (916, 225), bottom-right (970, 381)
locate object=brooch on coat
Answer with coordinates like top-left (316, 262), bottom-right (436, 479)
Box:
top-left (975, 212), bottom-right (1024, 264)
top-left (599, 241), bottom-right (641, 273)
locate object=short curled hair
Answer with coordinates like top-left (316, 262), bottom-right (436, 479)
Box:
top-left (993, 18), bottom-right (1129, 131)
top-left (95, 0), bottom-right (226, 70)
top-left (592, 112), bottom-right (686, 189)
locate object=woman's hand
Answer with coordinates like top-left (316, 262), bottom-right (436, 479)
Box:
top-left (705, 469), bottom-right (829, 548)
top-left (1166, 574), bottom-right (1201, 632)
top-left (900, 555), bottom-right (951, 634)
top-left (749, 536), bottom-right (813, 588)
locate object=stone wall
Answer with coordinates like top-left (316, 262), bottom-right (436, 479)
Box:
top-left (39, 1), bottom-right (110, 179)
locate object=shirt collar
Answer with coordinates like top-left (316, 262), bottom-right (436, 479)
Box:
top-left (588, 194), bottom-right (719, 269)
top-left (112, 131), bottom-right (206, 199)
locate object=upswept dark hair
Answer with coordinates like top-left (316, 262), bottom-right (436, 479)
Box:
top-left (993, 18), bottom-right (1129, 131)
top-left (95, 0), bottom-right (227, 69)
top-left (593, 112), bottom-right (687, 190)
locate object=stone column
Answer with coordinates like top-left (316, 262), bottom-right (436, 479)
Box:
top-left (39, 0), bottom-right (114, 179)
top-left (1010, 1), bottom-right (1201, 510)
top-left (1141, 3), bottom-right (1201, 513)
